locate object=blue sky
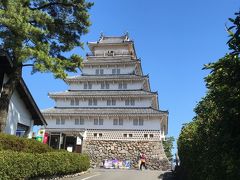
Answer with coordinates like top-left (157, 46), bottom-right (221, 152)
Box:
top-left (24, 0), bottom-right (239, 150)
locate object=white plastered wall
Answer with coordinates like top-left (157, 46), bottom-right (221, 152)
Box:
top-left (46, 116), bottom-right (161, 130)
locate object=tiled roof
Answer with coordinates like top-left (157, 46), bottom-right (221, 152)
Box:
top-left (88, 34), bottom-right (130, 44)
top-left (42, 107), bottom-right (168, 116)
top-left (49, 90), bottom-right (156, 97)
top-left (66, 74), bottom-right (147, 81)
top-left (83, 59), bottom-right (139, 64)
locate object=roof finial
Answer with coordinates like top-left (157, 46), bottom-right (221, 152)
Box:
top-left (123, 31), bottom-right (129, 41)
top-left (98, 32), bottom-right (104, 42)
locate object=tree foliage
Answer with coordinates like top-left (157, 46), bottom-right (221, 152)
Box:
top-left (0, 0), bottom-right (93, 78)
top-left (162, 136), bottom-right (174, 161)
top-left (0, 0), bottom-right (93, 132)
top-left (177, 12), bottom-right (240, 180)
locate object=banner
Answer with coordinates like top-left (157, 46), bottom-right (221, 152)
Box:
top-left (104, 159), bottom-right (131, 169)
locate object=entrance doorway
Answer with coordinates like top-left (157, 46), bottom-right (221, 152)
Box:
top-left (49, 134), bottom-right (60, 149)
top-left (65, 136), bottom-right (76, 152)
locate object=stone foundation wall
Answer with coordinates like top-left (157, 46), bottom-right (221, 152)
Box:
top-left (82, 140), bottom-right (170, 170)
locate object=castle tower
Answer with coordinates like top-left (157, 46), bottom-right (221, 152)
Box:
top-left (42, 34), bottom-right (170, 170)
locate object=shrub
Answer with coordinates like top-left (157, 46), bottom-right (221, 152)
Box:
top-left (0, 151), bottom-right (90, 180)
top-left (0, 133), bottom-right (53, 153)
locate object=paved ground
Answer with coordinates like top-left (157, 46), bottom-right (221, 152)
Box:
top-left (64, 169), bottom-right (175, 180)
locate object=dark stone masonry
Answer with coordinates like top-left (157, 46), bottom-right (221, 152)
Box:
top-left (82, 140), bottom-right (170, 171)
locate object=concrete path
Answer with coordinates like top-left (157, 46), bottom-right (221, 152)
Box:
top-left (63, 169), bottom-right (175, 180)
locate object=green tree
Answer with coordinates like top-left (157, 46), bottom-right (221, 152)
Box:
top-left (178, 11), bottom-right (240, 180)
top-left (0, 0), bottom-right (93, 132)
top-left (162, 136), bottom-right (174, 161)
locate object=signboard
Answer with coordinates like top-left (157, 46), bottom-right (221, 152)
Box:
top-left (76, 137), bottom-right (82, 145)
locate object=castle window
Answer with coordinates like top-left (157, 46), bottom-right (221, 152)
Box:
top-left (133, 119), bottom-right (138, 126)
top-left (113, 119), bottom-right (118, 125)
top-left (123, 134), bottom-right (127, 137)
top-left (94, 118), bottom-right (98, 125)
top-left (118, 83), bottom-right (122, 89)
top-left (101, 82), bottom-right (104, 89)
top-left (106, 83), bottom-right (109, 89)
top-left (84, 83), bottom-right (87, 89)
top-left (99, 118), bottom-right (103, 125)
top-left (96, 69), bottom-right (99, 75)
top-left (101, 82), bottom-right (110, 89)
top-left (61, 119), bottom-right (65, 125)
top-left (125, 99), bottom-right (129, 105)
top-left (94, 118), bottom-right (103, 125)
top-left (119, 119), bottom-right (123, 125)
top-left (133, 119), bottom-right (144, 126)
top-left (88, 83), bottom-right (92, 89)
top-left (70, 99), bottom-right (74, 106)
top-left (107, 99), bottom-right (116, 106)
top-left (75, 99), bottom-right (79, 106)
top-left (125, 98), bottom-right (134, 106)
top-left (150, 134), bottom-right (154, 138)
top-left (94, 133), bottom-right (97, 137)
top-left (75, 118), bottom-right (79, 125)
top-left (117, 69), bottom-right (120, 74)
top-left (128, 134), bottom-right (133, 138)
top-left (80, 118), bottom-right (84, 125)
top-left (144, 134), bottom-right (148, 138)
top-left (123, 82), bottom-right (127, 89)
top-left (88, 99), bottom-right (97, 106)
top-left (112, 68), bottom-right (120, 74)
top-left (56, 118), bottom-right (60, 125)
top-left (99, 133), bottom-right (102, 137)
top-left (130, 99), bottom-right (135, 106)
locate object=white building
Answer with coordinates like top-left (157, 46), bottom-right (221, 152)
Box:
top-left (0, 52), bottom-right (47, 138)
top-left (42, 34), bottom-right (169, 169)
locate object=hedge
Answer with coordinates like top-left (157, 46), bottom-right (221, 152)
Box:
top-left (0, 133), bottom-right (53, 153)
top-left (0, 150), bottom-right (90, 180)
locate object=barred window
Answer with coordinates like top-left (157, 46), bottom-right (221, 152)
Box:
top-left (119, 119), bottom-right (123, 125)
top-left (80, 118), bottom-right (84, 125)
top-left (133, 119), bottom-right (138, 126)
top-left (84, 83), bottom-right (87, 89)
top-left (95, 69), bottom-right (99, 75)
top-left (75, 118), bottom-right (79, 125)
top-left (99, 118), bottom-right (103, 125)
top-left (107, 100), bottom-right (111, 106)
top-left (70, 99), bottom-right (74, 106)
top-left (56, 118), bottom-right (60, 125)
top-left (123, 83), bottom-right (127, 89)
top-left (113, 119), bottom-right (118, 125)
top-left (75, 99), bottom-right (79, 106)
top-left (139, 119), bottom-right (144, 126)
top-left (117, 69), bottom-right (120, 74)
top-left (94, 119), bottom-right (98, 125)
top-left (130, 99), bottom-right (135, 106)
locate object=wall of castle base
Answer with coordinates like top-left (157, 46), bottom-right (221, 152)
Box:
top-left (82, 140), bottom-right (170, 170)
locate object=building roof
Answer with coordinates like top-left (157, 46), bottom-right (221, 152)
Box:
top-left (87, 33), bottom-right (137, 59)
top-left (88, 33), bottom-right (131, 44)
top-left (42, 107), bottom-right (168, 117)
top-left (49, 90), bottom-right (157, 98)
top-left (65, 74), bottom-right (148, 82)
top-left (0, 51), bottom-right (47, 126)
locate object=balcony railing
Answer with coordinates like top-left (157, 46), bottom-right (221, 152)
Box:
top-left (86, 51), bottom-right (133, 57)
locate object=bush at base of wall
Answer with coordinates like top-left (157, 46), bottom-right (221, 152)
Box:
top-left (0, 133), bottom-right (53, 153)
top-left (0, 151), bottom-right (90, 180)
